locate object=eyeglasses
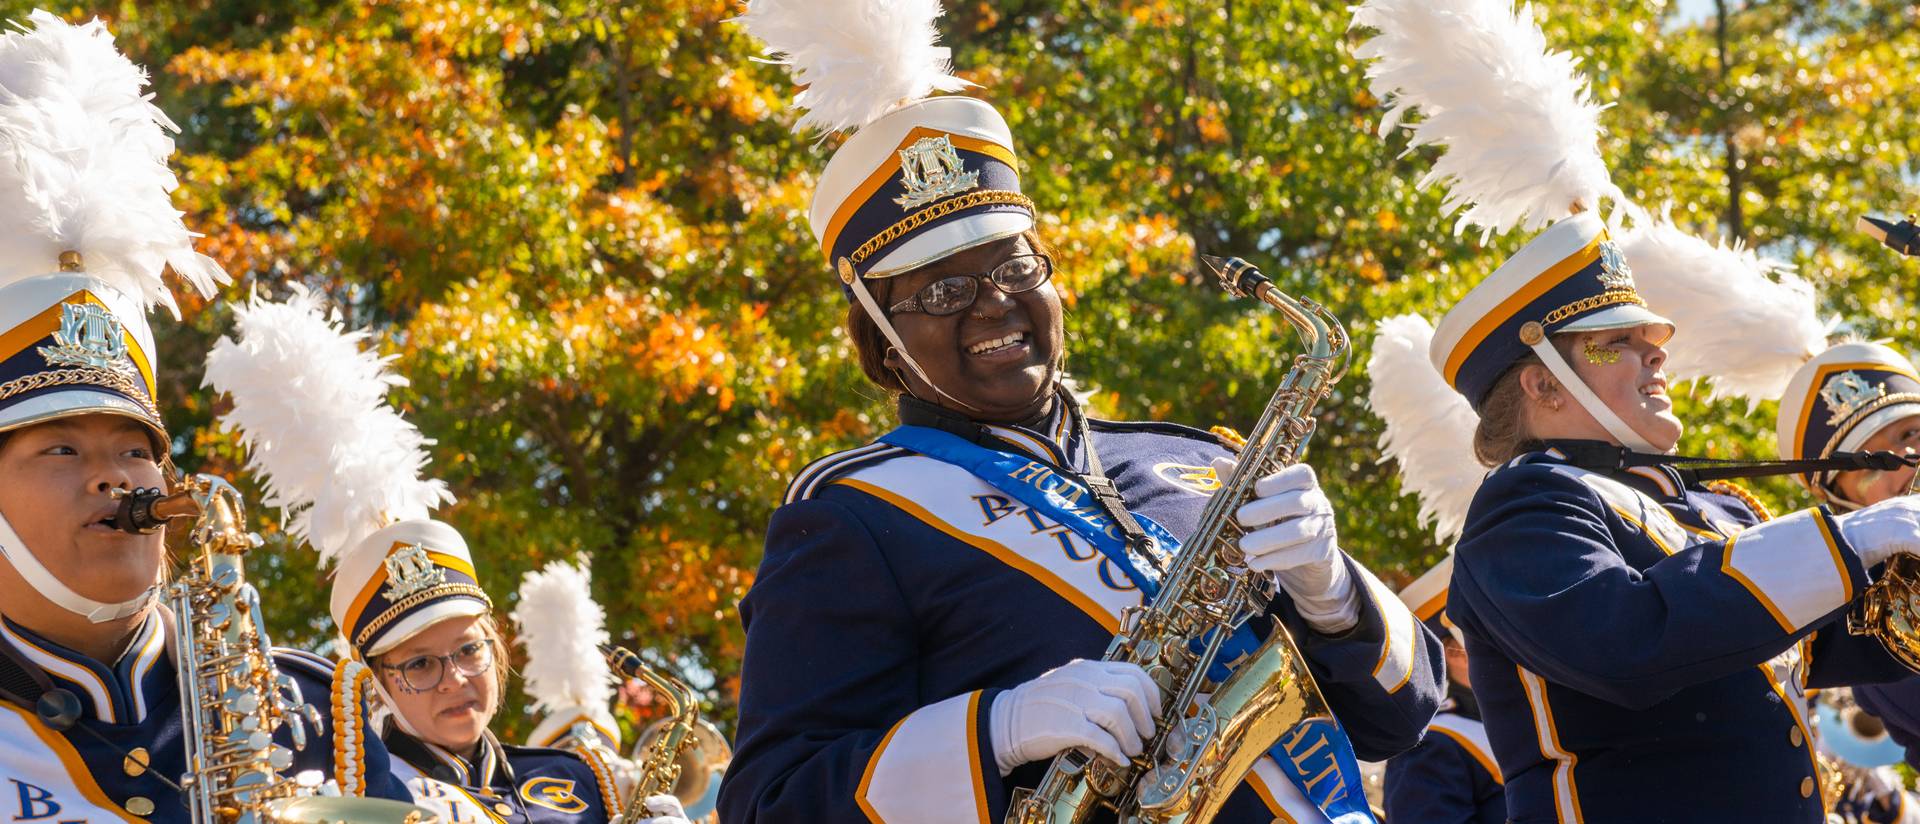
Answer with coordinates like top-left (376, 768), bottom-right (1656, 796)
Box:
top-left (887, 253), bottom-right (1054, 317)
top-left (379, 639), bottom-right (495, 692)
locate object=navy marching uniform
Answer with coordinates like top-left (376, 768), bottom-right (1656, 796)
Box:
top-left (723, 394), bottom-right (1444, 823)
top-left (385, 728), bottom-right (619, 824)
top-left (1430, 214), bottom-right (1915, 823)
top-left (0, 617), bottom-right (414, 822)
top-left (1382, 559), bottom-right (1503, 824)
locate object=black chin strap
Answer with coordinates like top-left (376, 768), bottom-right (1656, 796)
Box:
top-left (1553, 442), bottom-right (1918, 485)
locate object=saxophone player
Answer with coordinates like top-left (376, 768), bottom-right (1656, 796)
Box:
top-left (0, 11), bottom-right (419, 818)
top-left (203, 291), bottom-right (692, 824)
top-left (717, 3), bottom-right (1444, 822)
top-left (1381, 560), bottom-right (1504, 824)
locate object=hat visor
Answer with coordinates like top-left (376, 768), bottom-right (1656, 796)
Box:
top-left (1557, 304), bottom-right (1675, 345)
top-left (361, 596), bottom-right (491, 658)
top-left (1837, 397), bottom-right (1920, 455)
top-left (864, 212), bottom-right (1034, 278)
top-left (0, 390), bottom-right (165, 448)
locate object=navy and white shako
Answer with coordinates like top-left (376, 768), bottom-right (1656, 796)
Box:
top-left (1777, 341), bottom-right (1920, 506)
top-left (1429, 212), bottom-right (1674, 449)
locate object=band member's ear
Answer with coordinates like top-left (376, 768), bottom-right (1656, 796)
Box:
top-left (1517, 363), bottom-right (1561, 411)
top-left (884, 346), bottom-right (906, 371)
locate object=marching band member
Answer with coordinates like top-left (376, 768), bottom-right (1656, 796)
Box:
top-left (1357, 0), bottom-right (1920, 816)
top-left (204, 290), bottom-right (691, 824)
top-left (0, 11), bottom-right (420, 819)
top-left (719, 2), bottom-right (1443, 822)
top-left (1427, 212), bottom-right (1920, 821)
top-left (1382, 559), bottom-right (1503, 824)
top-left (514, 560), bottom-right (632, 784)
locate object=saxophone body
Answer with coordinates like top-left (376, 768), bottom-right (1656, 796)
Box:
top-left (1007, 256), bottom-right (1351, 824)
top-left (603, 645), bottom-right (728, 822)
top-left (122, 476), bottom-right (432, 824)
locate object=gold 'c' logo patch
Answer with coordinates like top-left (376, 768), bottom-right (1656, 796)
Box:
top-left (1153, 462), bottom-right (1221, 495)
top-left (519, 777), bottom-right (587, 814)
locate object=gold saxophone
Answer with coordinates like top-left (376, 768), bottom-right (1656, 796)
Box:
top-left (1006, 256), bottom-right (1350, 824)
top-left (601, 645), bottom-right (729, 822)
top-left (1849, 465), bottom-right (1920, 673)
top-left (116, 476), bottom-right (433, 824)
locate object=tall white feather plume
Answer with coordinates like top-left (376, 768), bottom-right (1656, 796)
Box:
top-left (735, 0), bottom-right (972, 135)
top-left (1620, 218), bottom-right (1828, 409)
top-left (0, 11), bottom-right (226, 316)
top-left (1368, 315), bottom-right (1484, 545)
top-left (1350, 0), bottom-right (1627, 239)
top-left (203, 287), bottom-right (451, 566)
top-left (511, 560), bottom-right (615, 718)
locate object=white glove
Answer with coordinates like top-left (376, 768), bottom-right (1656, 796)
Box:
top-left (1220, 457), bottom-right (1359, 634)
top-left (989, 659), bottom-right (1162, 776)
top-left (637, 794), bottom-right (690, 824)
top-left (1837, 496), bottom-right (1920, 568)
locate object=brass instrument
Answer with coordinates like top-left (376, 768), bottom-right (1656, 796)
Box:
top-left (116, 477), bottom-right (433, 824)
top-left (1849, 460), bottom-right (1920, 673)
top-left (602, 645), bottom-right (728, 823)
top-left (1007, 255), bottom-right (1351, 824)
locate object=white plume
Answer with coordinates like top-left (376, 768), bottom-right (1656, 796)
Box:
top-left (203, 286), bottom-right (451, 566)
top-left (511, 560), bottom-right (615, 718)
top-left (1620, 218), bottom-right (1827, 409)
top-left (1368, 315), bottom-right (1485, 545)
top-left (1351, 0), bottom-right (1627, 239)
top-left (0, 11), bottom-right (226, 316)
top-left (735, 0), bottom-right (973, 135)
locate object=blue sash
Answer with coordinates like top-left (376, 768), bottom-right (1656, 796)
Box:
top-left (879, 425), bottom-right (1377, 824)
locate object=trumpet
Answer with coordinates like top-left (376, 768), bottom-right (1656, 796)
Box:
top-left (114, 479), bottom-right (434, 824)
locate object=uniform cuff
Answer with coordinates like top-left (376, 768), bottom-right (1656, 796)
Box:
top-left (1720, 507), bottom-right (1863, 633)
top-left (855, 690), bottom-right (1004, 823)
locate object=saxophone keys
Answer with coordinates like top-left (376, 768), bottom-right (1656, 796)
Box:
top-left (223, 687), bottom-right (262, 715)
top-left (204, 600), bottom-right (234, 631)
top-left (228, 726), bottom-right (273, 753)
top-left (285, 711), bottom-right (310, 750)
top-left (209, 560), bottom-right (242, 590)
top-left (269, 745), bottom-right (294, 771)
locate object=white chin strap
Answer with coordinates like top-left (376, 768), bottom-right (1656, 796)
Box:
top-left (366, 674), bottom-right (428, 739)
top-left (843, 258), bottom-right (980, 412)
top-left (0, 510), bottom-right (155, 623)
top-left (1524, 330), bottom-right (1662, 454)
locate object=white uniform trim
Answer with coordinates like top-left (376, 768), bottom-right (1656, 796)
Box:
top-left (0, 700), bottom-right (140, 822)
top-left (395, 759), bottom-right (506, 824)
top-left (1719, 508), bottom-right (1851, 633)
top-left (1357, 566), bottom-right (1418, 693)
top-left (1428, 712), bottom-right (1502, 784)
top-left (1516, 665), bottom-right (1583, 824)
top-left (855, 691), bottom-right (989, 824)
top-left (0, 620), bottom-right (114, 723)
top-left (785, 444), bottom-right (908, 504)
top-left (125, 617), bottom-right (165, 722)
top-left (1548, 465), bottom-right (1692, 555)
top-left (1245, 758), bottom-right (1331, 823)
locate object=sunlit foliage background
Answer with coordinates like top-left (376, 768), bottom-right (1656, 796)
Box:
top-left (31, 0), bottom-right (1920, 739)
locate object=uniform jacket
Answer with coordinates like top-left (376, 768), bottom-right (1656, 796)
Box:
top-left (719, 398), bottom-right (1444, 824)
top-left (1448, 443), bottom-right (1915, 823)
top-left (1383, 694), bottom-right (1503, 824)
top-left (0, 614), bottom-right (412, 823)
top-left (1853, 678), bottom-right (1920, 768)
top-left (387, 728), bottom-right (619, 824)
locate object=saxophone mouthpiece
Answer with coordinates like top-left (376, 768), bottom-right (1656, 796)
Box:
top-left (1200, 254), bottom-right (1270, 299)
top-left (110, 486), bottom-right (190, 535)
top-left (600, 643), bottom-right (645, 677)
top-left (1859, 214), bottom-right (1920, 257)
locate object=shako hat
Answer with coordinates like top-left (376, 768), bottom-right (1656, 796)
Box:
top-left (1777, 341), bottom-right (1920, 503)
top-left (205, 288), bottom-right (484, 659)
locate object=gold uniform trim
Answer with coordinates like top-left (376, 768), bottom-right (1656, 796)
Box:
top-left (352, 583), bottom-right (493, 649)
top-left (848, 190), bottom-right (1036, 267)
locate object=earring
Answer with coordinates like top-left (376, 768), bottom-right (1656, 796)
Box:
top-left (1583, 341), bottom-right (1620, 365)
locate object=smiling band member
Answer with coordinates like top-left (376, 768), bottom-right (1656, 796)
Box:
top-left (718, 3), bottom-right (1442, 823)
top-left (1433, 211), bottom-right (1920, 823)
top-left (203, 291), bottom-right (690, 824)
top-left (0, 11), bottom-right (423, 820)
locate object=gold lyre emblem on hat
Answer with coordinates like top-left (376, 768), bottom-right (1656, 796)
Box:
top-left (1820, 370), bottom-right (1887, 426)
top-left (1597, 242), bottom-right (1636, 291)
top-left (893, 135), bottom-right (980, 209)
top-left (381, 543), bottom-right (447, 600)
top-left (38, 302), bottom-right (136, 378)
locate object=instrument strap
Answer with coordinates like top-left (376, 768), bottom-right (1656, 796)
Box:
top-left (1552, 441), bottom-right (1917, 484)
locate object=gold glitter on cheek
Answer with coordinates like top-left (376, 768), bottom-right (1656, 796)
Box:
top-left (1583, 340), bottom-right (1621, 365)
